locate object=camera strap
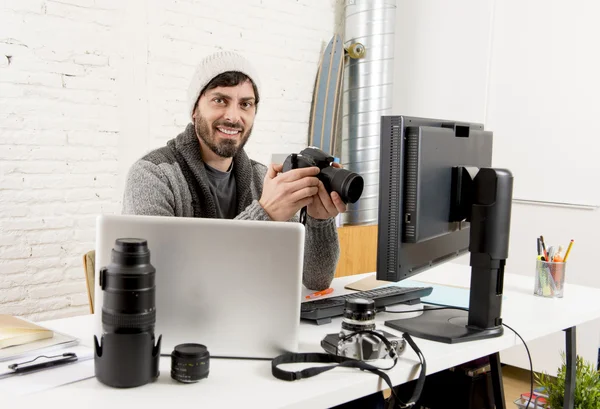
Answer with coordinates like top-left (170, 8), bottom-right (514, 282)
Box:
top-left (299, 207), bottom-right (308, 225)
top-left (271, 332), bottom-right (426, 408)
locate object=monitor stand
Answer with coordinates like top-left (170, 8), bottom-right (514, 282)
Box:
top-left (385, 168), bottom-right (513, 344)
top-left (384, 259), bottom-right (505, 344)
top-left (384, 309), bottom-right (502, 344)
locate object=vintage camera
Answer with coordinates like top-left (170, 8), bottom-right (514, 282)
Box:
top-left (94, 238), bottom-right (162, 388)
top-left (321, 298), bottom-right (406, 361)
top-left (282, 147), bottom-right (364, 204)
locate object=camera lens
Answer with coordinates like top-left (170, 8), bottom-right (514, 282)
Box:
top-left (100, 238), bottom-right (156, 334)
top-left (94, 238), bottom-right (161, 388)
top-left (341, 298), bottom-right (376, 333)
top-left (171, 344), bottom-right (210, 383)
top-left (320, 167), bottom-right (364, 204)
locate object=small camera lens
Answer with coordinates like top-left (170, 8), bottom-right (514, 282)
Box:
top-left (342, 298), bottom-right (376, 333)
top-left (170, 343), bottom-right (210, 383)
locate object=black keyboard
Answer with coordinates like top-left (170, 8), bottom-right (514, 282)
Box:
top-left (301, 285), bottom-right (433, 325)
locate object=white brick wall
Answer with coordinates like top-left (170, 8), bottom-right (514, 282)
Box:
top-left (145, 0), bottom-right (339, 165)
top-left (0, 0), bottom-right (337, 321)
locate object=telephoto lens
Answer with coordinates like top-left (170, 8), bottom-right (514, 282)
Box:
top-left (170, 343), bottom-right (210, 383)
top-left (94, 238), bottom-right (162, 388)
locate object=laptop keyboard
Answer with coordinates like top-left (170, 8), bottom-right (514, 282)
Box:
top-left (301, 285), bottom-right (433, 325)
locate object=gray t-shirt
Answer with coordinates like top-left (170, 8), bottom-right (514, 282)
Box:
top-left (204, 162), bottom-right (237, 219)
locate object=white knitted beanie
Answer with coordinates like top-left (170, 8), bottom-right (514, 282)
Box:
top-left (186, 50), bottom-right (261, 120)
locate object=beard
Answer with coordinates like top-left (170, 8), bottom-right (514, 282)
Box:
top-left (194, 114), bottom-right (252, 159)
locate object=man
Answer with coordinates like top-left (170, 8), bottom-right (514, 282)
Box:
top-left (122, 50), bottom-right (344, 291)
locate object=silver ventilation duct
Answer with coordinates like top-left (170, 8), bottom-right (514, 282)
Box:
top-left (341, 0), bottom-right (396, 226)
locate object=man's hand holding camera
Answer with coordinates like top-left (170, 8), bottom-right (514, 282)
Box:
top-left (306, 162), bottom-right (347, 220)
top-left (259, 163), bottom-right (346, 222)
top-left (259, 164), bottom-right (320, 221)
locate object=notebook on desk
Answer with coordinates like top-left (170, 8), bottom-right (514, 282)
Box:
top-left (0, 316), bottom-right (78, 362)
top-left (95, 214), bottom-right (305, 359)
top-left (0, 315), bottom-right (53, 349)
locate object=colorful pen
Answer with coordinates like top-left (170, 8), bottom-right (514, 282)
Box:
top-left (305, 288), bottom-right (333, 299)
top-left (563, 239), bottom-right (574, 262)
top-left (540, 235), bottom-right (548, 261)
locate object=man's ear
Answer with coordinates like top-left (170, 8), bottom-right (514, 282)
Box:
top-left (192, 97), bottom-right (200, 120)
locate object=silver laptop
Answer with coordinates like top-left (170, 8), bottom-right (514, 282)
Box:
top-left (93, 214), bottom-right (305, 359)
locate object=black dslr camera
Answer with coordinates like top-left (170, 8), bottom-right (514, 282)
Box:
top-left (282, 147), bottom-right (364, 204)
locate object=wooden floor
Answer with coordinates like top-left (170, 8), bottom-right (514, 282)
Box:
top-left (503, 365), bottom-right (535, 406)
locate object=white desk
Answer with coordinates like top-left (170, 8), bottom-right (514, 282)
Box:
top-left (6, 263), bottom-right (600, 409)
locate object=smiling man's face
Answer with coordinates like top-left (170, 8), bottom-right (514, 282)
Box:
top-left (193, 78), bottom-right (257, 159)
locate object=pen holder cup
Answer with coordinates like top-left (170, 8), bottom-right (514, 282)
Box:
top-left (534, 259), bottom-right (566, 298)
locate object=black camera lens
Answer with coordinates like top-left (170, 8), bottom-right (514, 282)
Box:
top-left (171, 344), bottom-right (210, 383)
top-left (342, 298), bottom-right (376, 333)
top-left (100, 238), bottom-right (157, 334)
top-left (94, 238), bottom-right (161, 388)
top-left (320, 166), bottom-right (364, 204)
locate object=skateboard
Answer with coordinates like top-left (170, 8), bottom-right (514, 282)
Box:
top-left (308, 34), bottom-right (366, 156)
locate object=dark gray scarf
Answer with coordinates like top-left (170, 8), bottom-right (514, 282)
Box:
top-left (167, 123), bottom-right (255, 218)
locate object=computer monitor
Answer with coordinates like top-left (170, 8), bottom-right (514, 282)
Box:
top-left (375, 115), bottom-right (513, 344)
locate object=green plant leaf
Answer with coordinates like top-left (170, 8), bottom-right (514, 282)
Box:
top-left (535, 352), bottom-right (600, 409)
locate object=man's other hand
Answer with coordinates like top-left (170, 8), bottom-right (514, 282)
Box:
top-left (259, 164), bottom-right (320, 221)
top-left (306, 162), bottom-right (347, 220)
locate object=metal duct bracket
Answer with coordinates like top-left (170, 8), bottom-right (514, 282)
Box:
top-left (341, 0), bottom-right (397, 226)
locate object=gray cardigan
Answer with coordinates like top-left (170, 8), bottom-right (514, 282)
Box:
top-left (122, 123), bottom-right (340, 291)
